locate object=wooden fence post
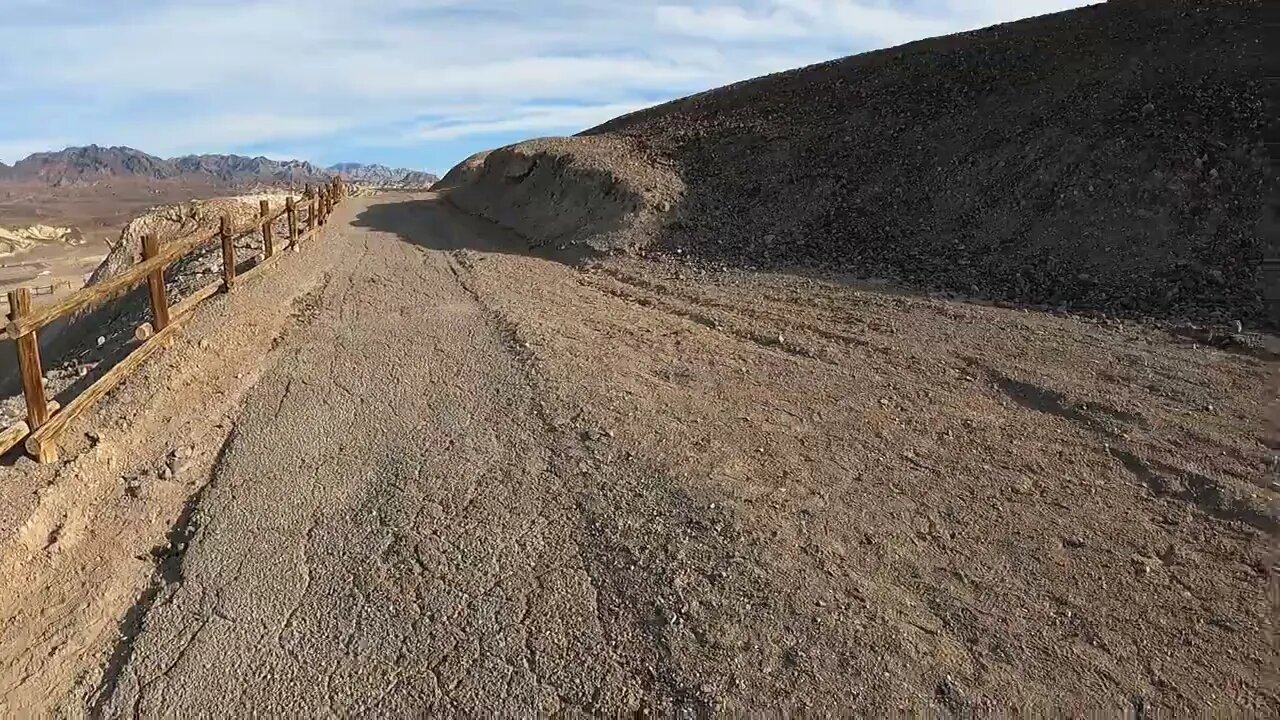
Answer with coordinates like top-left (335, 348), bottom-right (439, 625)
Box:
top-left (220, 214), bottom-right (236, 292)
top-left (286, 196), bottom-right (299, 248)
top-left (260, 199), bottom-right (274, 258)
top-left (7, 289), bottom-right (51, 445)
top-left (141, 234), bottom-right (170, 331)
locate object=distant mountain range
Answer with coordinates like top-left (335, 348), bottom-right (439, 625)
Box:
top-left (327, 163), bottom-right (439, 189)
top-left (0, 145), bottom-right (437, 189)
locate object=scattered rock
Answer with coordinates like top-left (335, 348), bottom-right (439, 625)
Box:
top-left (580, 428), bottom-right (610, 442)
top-left (1131, 553), bottom-right (1159, 575)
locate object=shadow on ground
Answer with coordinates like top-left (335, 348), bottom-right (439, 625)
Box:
top-left (350, 193), bottom-right (598, 267)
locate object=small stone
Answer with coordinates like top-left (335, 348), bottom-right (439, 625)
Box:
top-left (86, 430), bottom-right (102, 445)
top-left (1131, 553), bottom-right (1157, 575)
top-left (1063, 536), bottom-right (1086, 549)
top-left (1149, 473), bottom-right (1183, 495)
top-left (158, 465), bottom-right (174, 481)
top-left (123, 475), bottom-right (142, 498)
top-left (97, 336), bottom-right (106, 347)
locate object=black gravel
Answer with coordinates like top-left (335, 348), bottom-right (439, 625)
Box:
top-left (584, 0), bottom-right (1271, 327)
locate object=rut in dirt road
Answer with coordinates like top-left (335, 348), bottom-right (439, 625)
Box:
top-left (96, 197), bottom-right (745, 715)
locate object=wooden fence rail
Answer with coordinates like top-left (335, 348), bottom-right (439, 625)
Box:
top-left (2, 177), bottom-right (347, 462)
top-left (0, 282), bottom-right (75, 305)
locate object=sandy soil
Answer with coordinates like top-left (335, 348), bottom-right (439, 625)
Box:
top-left (0, 194), bottom-right (1272, 716)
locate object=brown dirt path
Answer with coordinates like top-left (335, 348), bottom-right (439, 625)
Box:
top-left (0, 193), bottom-right (1274, 715)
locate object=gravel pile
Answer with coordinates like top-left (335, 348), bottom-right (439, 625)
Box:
top-left (445, 0), bottom-right (1269, 326)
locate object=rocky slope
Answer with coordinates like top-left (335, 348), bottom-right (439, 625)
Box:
top-left (438, 0), bottom-right (1269, 327)
top-left (171, 154), bottom-right (328, 185)
top-left (0, 225), bottom-right (84, 256)
top-left (329, 163), bottom-right (439, 189)
top-left (2, 145), bottom-right (331, 187)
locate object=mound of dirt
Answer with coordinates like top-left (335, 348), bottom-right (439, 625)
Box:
top-left (438, 136), bottom-right (683, 255)
top-left (89, 193), bottom-right (294, 285)
top-left (439, 0), bottom-right (1269, 326)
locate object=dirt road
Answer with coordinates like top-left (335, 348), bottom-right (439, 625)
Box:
top-left (0, 194), bottom-right (1274, 715)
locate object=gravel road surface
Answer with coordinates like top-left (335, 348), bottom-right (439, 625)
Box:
top-left (0, 194), bottom-right (1267, 716)
top-left (98, 198), bottom-right (662, 715)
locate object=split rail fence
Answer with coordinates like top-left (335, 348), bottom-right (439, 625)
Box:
top-left (0, 282), bottom-right (76, 307)
top-left (1, 177), bottom-right (347, 462)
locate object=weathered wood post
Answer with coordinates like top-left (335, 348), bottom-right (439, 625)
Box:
top-left (220, 214), bottom-right (236, 292)
top-left (260, 199), bottom-right (274, 258)
top-left (7, 288), bottom-right (50, 438)
top-left (141, 234), bottom-right (170, 331)
top-left (286, 196), bottom-right (299, 248)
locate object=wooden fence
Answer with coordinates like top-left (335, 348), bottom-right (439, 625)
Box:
top-left (0, 282), bottom-right (76, 306)
top-left (0, 177), bottom-right (346, 462)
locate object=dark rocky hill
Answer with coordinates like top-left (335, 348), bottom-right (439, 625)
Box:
top-left (12, 145), bottom-right (176, 184)
top-left (2, 145), bottom-right (332, 187)
top-left (329, 163), bottom-right (439, 188)
top-left (441, 0), bottom-right (1270, 327)
top-left (172, 154), bottom-right (330, 184)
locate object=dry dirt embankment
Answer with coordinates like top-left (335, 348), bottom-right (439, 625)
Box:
top-left (437, 0), bottom-right (1269, 328)
top-left (439, 136), bottom-right (683, 257)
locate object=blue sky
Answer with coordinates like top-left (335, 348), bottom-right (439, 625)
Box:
top-left (0, 0), bottom-right (1093, 175)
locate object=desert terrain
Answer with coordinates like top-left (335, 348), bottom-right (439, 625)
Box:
top-left (0, 192), bottom-right (1272, 716)
top-left (0, 0), bottom-right (1272, 716)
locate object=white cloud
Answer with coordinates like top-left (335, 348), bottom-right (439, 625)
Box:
top-left (0, 139), bottom-right (74, 164)
top-left (412, 102), bottom-right (656, 141)
top-left (0, 0), bottom-right (1099, 166)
